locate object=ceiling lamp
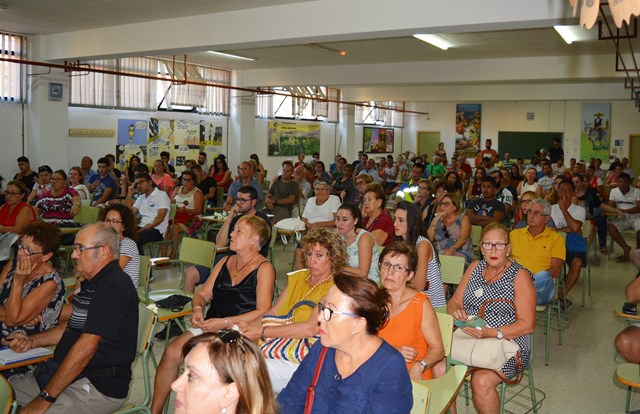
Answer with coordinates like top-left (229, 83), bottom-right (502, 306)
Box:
top-left (553, 25), bottom-right (578, 44)
top-left (305, 44), bottom-right (347, 56)
top-left (413, 34), bottom-right (454, 50)
top-left (206, 51), bottom-right (255, 61)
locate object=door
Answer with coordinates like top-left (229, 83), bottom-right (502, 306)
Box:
top-left (630, 134), bottom-right (640, 183)
top-left (417, 131), bottom-right (441, 161)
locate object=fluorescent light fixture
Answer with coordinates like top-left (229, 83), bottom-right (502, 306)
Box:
top-left (413, 34), bottom-right (453, 50)
top-left (206, 51), bottom-right (255, 61)
top-left (554, 25), bottom-right (577, 44)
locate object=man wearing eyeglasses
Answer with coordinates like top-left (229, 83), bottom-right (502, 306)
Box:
top-left (130, 172), bottom-right (170, 255)
top-left (509, 199), bottom-right (566, 305)
top-left (8, 223), bottom-right (138, 414)
top-left (223, 161), bottom-right (264, 212)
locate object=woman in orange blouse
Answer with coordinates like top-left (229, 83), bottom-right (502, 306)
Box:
top-left (378, 242), bottom-right (444, 380)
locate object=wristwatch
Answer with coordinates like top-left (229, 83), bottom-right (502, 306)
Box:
top-left (496, 327), bottom-right (504, 340)
top-left (418, 360), bottom-right (428, 372)
top-left (39, 389), bottom-right (57, 403)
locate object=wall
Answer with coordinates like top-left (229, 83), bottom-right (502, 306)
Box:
top-left (0, 102), bottom-right (28, 186)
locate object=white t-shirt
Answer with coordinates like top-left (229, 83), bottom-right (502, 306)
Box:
top-left (133, 187), bottom-right (171, 234)
top-left (550, 203), bottom-right (586, 229)
top-left (538, 175), bottom-right (556, 191)
top-left (610, 187), bottom-right (640, 219)
top-left (302, 195), bottom-right (341, 224)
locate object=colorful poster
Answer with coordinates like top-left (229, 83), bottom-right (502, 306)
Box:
top-left (173, 120), bottom-right (200, 146)
top-left (363, 127), bottom-right (394, 153)
top-left (268, 121), bottom-right (321, 156)
top-left (200, 122), bottom-right (223, 145)
top-left (117, 119), bottom-right (148, 169)
top-left (173, 145), bottom-right (201, 173)
top-left (455, 103), bottom-right (481, 158)
top-left (148, 118), bottom-right (173, 145)
top-left (580, 102), bottom-right (611, 161)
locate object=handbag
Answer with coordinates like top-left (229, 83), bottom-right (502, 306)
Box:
top-left (154, 294), bottom-right (191, 312)
top-left (274, 217), bottom-right (306, 245)
top-left (450, 299), bottom-right (522, 380)
top-left (304, 346), bottom-right (328, 414)
top-left (259, 300), bottom-right (318, 363)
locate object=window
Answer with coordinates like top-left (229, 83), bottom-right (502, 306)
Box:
top-left (256, 86), bottom-right (340, 122)
top-left (70, 57), bottom-right (230, 114)
top-left (0, 33), bottom-right (26, 102)
top-left (356, 101), bottom-right (404, 128)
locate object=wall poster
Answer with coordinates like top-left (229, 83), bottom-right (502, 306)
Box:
top-left (580, 102), bottom-right (611, 161)
top-left (268, 121), bottom-right (321, 156)
top-left (363, 127), bottom-right (394, 153)
top-left (455, 103), bottom-right (481, 158)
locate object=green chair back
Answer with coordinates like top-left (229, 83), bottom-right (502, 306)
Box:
top-left (0, 374), bottom-right (15, 414)
top-left (439, 255), bottom-right (465, 286)
top-left (421, 365), bottom-right (468, 414)
top-left (178, 237), bottom-right (216, 268)
top-left (410, 380), bottom-right (430, 414)
top-left (73, 205), bottom-right (100, 225)
top-left (436, 312), bottom-right (454, 358)
top-left (471, 225), bottom-right (482, 257)
top-left (215, 187), bottom-right (225, 208)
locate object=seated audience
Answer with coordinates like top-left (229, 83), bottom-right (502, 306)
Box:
top-left (211, 156), bottom-right (232, 193)
top-left (428, 192), bottom-right (474, 266)
top-left (277, 274), bottom-right (412, 413)
top-left (601, 173), bottom-right (640, 262)
top-left (335, 204), bottom-right (380, 283)
top-left (513, 190), bottom-right (537, 229)
top-left (334, 163), bottom-right (358, 204)
top-left (265, 161), bottom-right (299, 223)
top-left (0, 180), bottom-right (37, 235)
top-left (13, 156), bottom-right (38, 191)
top-left (224, 161), bottom-right (264, 211)
top-left (573, 173), bottom-right (608, 254)
top-left (172, 331), bottom-right (278, 414)
top-left (169, 170), bottom-right (205, 256)
top-left (192, 165), bottom-right (217, 208)
top-left (466, 166), bottom-right (486, 200)
top-left (352, 174), bottom-right (373, 209)
top-left (35, 170), bottom-right (81, 229)
top-left (150, 216), bottom-right (275, 414)
top-left (517, 167), bottom-right (542, 198)
top-left (439, 223), bottom-right (535, 414)
top-left (362, 182), bottom-right (394, 247)
top-left (80, 155), bottom-right (99, 184)
top-left (101, 204), bottom-right (140, 287)
top-left (129, 173), bottom-right (170, 255)
top-left (68, 166), bottom-right (90, 201)
top-left (87, 157), bottom-right (117, 206)
top-left (465, 177), bottom-right (506, 227)
top-left (27, 165), bottom-right (53, 204)
top-left (538, 160), bottom-right (556, 196)
top-left (510, 199), bottom-right (565, 305)
top-left (151, 159), bottom-right (175, 196)
top-left (394, 201), bottom-right (446, 308)
top-left (0, 222), bottom-right (64, 341)
top-left (245, 228), bottom-right (346, 393)
top-left (378, 242), bottom-right (445, 380)
top-left (395, 164), bottom-right (423, 203)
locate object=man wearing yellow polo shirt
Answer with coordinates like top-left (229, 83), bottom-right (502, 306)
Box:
top-left (510, 199), bottom-right (566, 305)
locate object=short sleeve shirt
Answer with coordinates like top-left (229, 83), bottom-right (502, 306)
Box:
top-left (133, 187), bottom-right (171, 234)
top-left (302, 195), bottom-right (341, 224)
top-left (89, 174), bottom-right (117, 202)
top-left (467, 197), bottom-right (506, 218)
top-left (610, 187), bottom-right (640, 219)
top-left (510, 226), bottom-right (566, 274)
top-left (550, 204), bottom-right (586, 229)
top-left (228, 178), bottom-right (265, 203)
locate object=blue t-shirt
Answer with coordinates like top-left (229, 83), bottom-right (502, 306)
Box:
top-left (278, 340), bottom-right (412, 414)
top-left (90, 174), bottom-right (117, 202)
top-left (227, 178), bottom-right (264, 203)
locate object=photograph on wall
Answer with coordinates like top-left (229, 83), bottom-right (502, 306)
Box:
top-left (363, 127), bottom-right (394, 153)
top-left (267, 121), bottom-right (321, 156)
top-left (580, 102), bottom-right (611, 161)
top-left (455, 103), bottom-right (482, 158)
top-left (200, 122), bottom-right (223, 145)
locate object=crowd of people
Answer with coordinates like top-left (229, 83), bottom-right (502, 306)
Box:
top-left (0, 138), bottom-right (638, 414)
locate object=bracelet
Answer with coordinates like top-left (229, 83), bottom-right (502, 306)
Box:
top-left (193, 306), bottom-right (203, 313)
top-left (224, 319), bottom-right (229, 328)
top-left (261, 326), bottom-right (267, 341)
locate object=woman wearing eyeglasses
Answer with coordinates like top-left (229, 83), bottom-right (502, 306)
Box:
top-left (427, 192), bottom-right (474, 266)
top-left (513, 190), bottom-right (538, 229)
top-left (101, 204), bottom-right (139, 287)
top-left (278, 274), bottom-right (412, 413)
top-left (394, 201), bottom-right (446, 308)
top-left (351, 174), bottom-right (372, 211)
top-left (0, 222), bottom-right (64, 341)
top-left (169, 170), bottom-right (204, 257)
top-left (437, 223), bottom-right (535, 414)
top-left (0, 180), bottom-right (37, 235)
top-left (172, 331), bottom-right (278, 414)
top-left (378, 242), bottom-right (445, 380)
top-left (35, 170), bottom-right (82, 230)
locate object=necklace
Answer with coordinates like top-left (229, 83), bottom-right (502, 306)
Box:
top-left (483, 261), bottom-right (509, 284)
top-left (302, 273), bottom-right (333, 300)
top-left (234, 256), bottom-right (255, 277)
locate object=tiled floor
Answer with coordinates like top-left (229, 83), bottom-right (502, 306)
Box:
top-left (129, 239), bottom-right (639, 413)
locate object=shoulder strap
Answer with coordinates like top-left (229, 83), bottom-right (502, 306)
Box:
top-left (304, 346), bottom-right (329, 414)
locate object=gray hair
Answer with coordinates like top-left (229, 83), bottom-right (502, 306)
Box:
top-left (84, 222), bottom-right (120, 260)
top-left (313, 177), bottom-right (331, 190)
top-left (529, 199), bottom-right (551, 216)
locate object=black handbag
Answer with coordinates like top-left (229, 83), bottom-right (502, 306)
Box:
top-left (155, 294), bottom-right (191, 312)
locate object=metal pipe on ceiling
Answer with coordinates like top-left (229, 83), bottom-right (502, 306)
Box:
top-left (0, 55), bottom-right (430, 116)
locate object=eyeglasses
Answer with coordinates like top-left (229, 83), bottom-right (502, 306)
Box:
top-left (481, 242), bottom-right (509, 251)
top-left (419, 186), bottom-right (429, 190)
top-left (182, 178), bottom-right (194, 182)
top-left (528, 210), bottom-right (547, 217)
top-left (72, 245), bottom-right (103, 255)
top-left (236, 197), bottom-right (254, 204)
top-left (17, 241), bottom-right (43, 256)
top-left (439, 201), bottom-right (452, 208)
top-left (104, 218), bottom-right (123, 225)
top-left (520, 199), bottom-right (533, 204)
top-left (317, 303), bottom-right (359, 322)
top-left (5, 192), bottom-right (22, 196)
top-left (380, 261), bottom-right (410, 273)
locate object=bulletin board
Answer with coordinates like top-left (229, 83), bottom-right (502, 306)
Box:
top-left (497, 131), bottom-right (563, 160)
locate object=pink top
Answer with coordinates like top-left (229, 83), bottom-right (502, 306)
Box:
top-left (152, 173), bottom-right (174, 194)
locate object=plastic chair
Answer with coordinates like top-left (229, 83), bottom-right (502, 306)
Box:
top-left (59, 204), bottom-right (101, 275)
top-left (0, 374), bottom-right (17, 414)
top-left (470, 225), bottom-right (482, 258)
top-left (136, 256), bottom-right (151, 300)
top-left (616, 363), bottom-right (640, 413)
top-left (419, 365), bottom-right (468, 414)
top-left (437, 312), bottom-right (454, 359)
top-left (113, 303), bottom-right (157, 414)
top-left (581, 220), bottom-right (592, 307)
top-left (439, 255), bottom-right (465, 299)
top-left (410, 380), bottom-right (430, 414)
top-left (147, 204), bottom-right (177, 258)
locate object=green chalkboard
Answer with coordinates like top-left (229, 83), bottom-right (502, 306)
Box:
top-left (497, 131), bottom-right (563, 160)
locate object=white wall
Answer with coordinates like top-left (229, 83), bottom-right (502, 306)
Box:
top-left (0, 102), bottom-right (28, 187)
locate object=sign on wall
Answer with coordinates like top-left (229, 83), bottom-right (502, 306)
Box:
top-left (455, 103), bottom-right (481, 158)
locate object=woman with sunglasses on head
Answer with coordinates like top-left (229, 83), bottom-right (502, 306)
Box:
top-left (434, 223), bottom-right (535, 414)
top-left (68, 166), bottom-right (90, 201)
top-left (394, 201), bottom-right (446, 308)
top-left (101, 204), bottom-right (139, 287)
top-left (352, 174), bottom-right (373, 211)
top-left (0, 222), bottom-right (64, 341)
top-left (172, 330), bottom-right (278, 414)
top-left (278, 274), bottom-right (412, 413)
top-left (335, 204), bottom-right (380, 283)
top-left (378, 242), bottom-right (444, 380)
top-left (427, 192), bottom-right (474, 266)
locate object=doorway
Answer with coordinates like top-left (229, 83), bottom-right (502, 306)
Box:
top-left (417, 131), bottom-right (441, 160)
top-left (629, 134), bottom-right (640, 183)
